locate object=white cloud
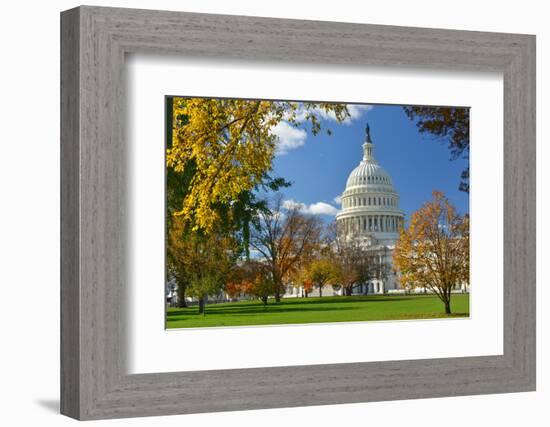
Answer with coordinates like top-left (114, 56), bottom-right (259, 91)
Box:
top-left (307, 202), bottom-right (340, 216)
top-left (272, 104), bottom-right (373, 155)
top-left (333, 195), bottom-right (342, 205)
top-left (345, 104), bottom-right (374, 123)
top-left (283, 199), bottom-right (339, 216)
top-left (272, 121), bottom-right (307, 155)
top-left (293, 103), bottom-right (373, 125)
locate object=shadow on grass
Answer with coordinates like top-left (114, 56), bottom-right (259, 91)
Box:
top-left (167, 295), bottom-right (421, 316)
top-left (166, 295), bottom-right (469, 321)
top-left (276, 296), bottom-right (415, 306)
top-left (167, 304), bottom-right (359, 317)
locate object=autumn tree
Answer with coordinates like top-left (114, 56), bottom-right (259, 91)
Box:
top-left (250, 196), bottom-right (323, 302)
top-left (188, 273), bottom-right (223, 315)
top-left (302, 278), bottom-right (314, 298)
top-left (167, 218), bottom-right (239, 314)
top-left (403, 106), bottom-right (470, 193)
top-left (166, 216), bottom-right (190, 308)
top-left (228, 260), bottom-right (277, 305)
top-left (291, 265), bottom-right (314, 298)
top-left (305, 258), bottom-right (342, 297)
top-left (322, 221), bottom-right (356, 295)
top-left (333, 239), bottom-right (361, 296)
top-left (167, 97), bottom-right (351, 233)
top-left (289, 222), bottom-right (328, 298)
top-left (393, 191), bottom-right (469, 314)
top-left (327, 221), bottom-right (390, 296)
top-left (248, 274), bottom-right (278, 306)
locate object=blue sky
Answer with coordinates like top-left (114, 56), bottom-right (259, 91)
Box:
top-left (270, 103), bottom-right (469, 223)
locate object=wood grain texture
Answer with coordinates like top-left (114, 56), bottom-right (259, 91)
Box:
top-left (60, 7), bottom-right (80, 419)
top-left (60, 5), bottom-right (536, 420)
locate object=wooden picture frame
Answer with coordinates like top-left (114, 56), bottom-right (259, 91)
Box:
top-left (60, 5), bottom-right (536, 420)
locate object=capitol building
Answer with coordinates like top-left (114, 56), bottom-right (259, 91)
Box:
top-left (337, 125), bottom-right (404, 247)
top-left (335, 125), bottom-right (404, 294)
top-left (289, 125), bottom-right (405, 298)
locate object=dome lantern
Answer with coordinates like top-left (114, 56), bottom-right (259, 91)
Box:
top-left (362, 123), bottom-right (376, 162)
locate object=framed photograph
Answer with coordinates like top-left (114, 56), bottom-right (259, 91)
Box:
top-left (163, 96), bottom-right (472, 329)
top-left (61, 5), bottom-right (536, 420)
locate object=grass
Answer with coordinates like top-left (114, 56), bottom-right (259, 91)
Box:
top-left (166, 294), bottom-right (470, 329)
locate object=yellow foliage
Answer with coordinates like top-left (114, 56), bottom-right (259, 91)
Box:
top-left (167, 98), bottom-right (349, 232)
top-left (393, 191), bottom-right (469, 313)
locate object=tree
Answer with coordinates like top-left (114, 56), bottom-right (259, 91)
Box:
top-left (302, 279), bottom-right (314, 298)
top-left (305, 258), bottom-right (342, 297)
top-left (291, 265), bottom-right (314, 298)
top-left (333, 238), bottom-right (362, 296)
top-left (393, 191), bottom-right (469, 314)
top-left (250, 196), bottom-right (323, 302)
top-left (328, 221), bottom-right (390, 296)
top-left (167, 98), bottom-right (351, 232)
top-left (403, 106), bottom-right (470, 193)
top-left (188, 273), bottom-right (224, 315)
top-left (166, 216), bottom-right (190, 307)
top-left (227, 260), bottom-right (278, 305)
top-left (167, 218), bottom-right (239, 314)
top-left (248, 269), bottom-right (277, 306)
top-left (166, 100), bottom-right (291, 261)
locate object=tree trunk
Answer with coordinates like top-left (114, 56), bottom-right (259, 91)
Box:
top-left (319, 286), bottom-right (322, 298)
top-left (261, 296), bottom-right (268, 306)
top-left (444, 299), bottom-right (451, 314)
top-left (198, 297), bottom-right (205, 315)
top-left (345, 286), bottom-right (352, 297)
top-left (274, 279), bottom-right (282, 303)
top-left (178, 291), bottom-right (188, 308)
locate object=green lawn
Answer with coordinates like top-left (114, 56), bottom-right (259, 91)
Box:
top-left (166, 294), bottom-right (469, 329)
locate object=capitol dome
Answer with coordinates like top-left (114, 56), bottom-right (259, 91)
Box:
top-left (345, 160), bottom-right (393, 189)
top-left (336, 124), bottom-right (404, 245)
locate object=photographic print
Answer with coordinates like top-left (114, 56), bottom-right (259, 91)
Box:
top-left (165, 97), bottom-right (470, 329)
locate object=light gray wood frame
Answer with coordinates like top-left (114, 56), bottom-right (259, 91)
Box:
top-left (60, 5), bottom-right (536, 421)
